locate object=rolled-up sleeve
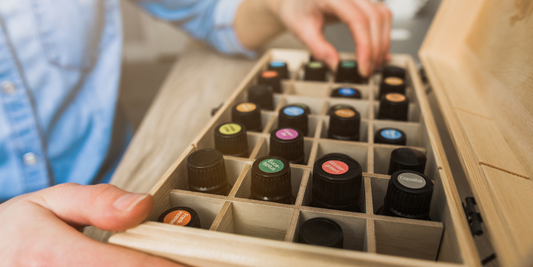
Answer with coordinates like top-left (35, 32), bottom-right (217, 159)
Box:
top-left (132, 0), bottom-right (256, 57)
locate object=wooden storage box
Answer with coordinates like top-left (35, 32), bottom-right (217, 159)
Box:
top-left (109, 1), bottom-right (533, 266)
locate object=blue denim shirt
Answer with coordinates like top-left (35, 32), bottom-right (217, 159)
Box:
top-left (0, 0), bottom-right (250, 201)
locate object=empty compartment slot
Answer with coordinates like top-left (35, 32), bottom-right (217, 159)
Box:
top-left (325, 99), bottom-right (370, 119)
top-left (301, 171), bottom-right (367, 214)
top-left (374, 219), bottom-right (443, 261)
top-left (259, 111), bottom-right (276, 133)
top-left (372, 120), bottom-right (422, 147)
top-left (370, 176), bottom-right (389, 215)
top-left (373, 146), bottom-right (428, 176)
top-left (215, 201), bottom-right (294, 241)
top-left (292, 210), bottom-right (367, 252)
top-left (234, 165), bottom-right (308, 203)
top-left (160, 191), bottom-right (227, 230)
top-left (287, 81), bottom-right (330, 98)
top-left (374, 102), bottom-right (421, 123)
top-left (175, 157), bottom-right (248, 196)
top-left (330, 84), bottom-right (372, 100)
top-left (319, 117), bottom-right (369, 143)
top-left (314, 140), bottom-right (369, 173)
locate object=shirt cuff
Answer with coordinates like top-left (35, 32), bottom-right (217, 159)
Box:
top-left (212, 0), bottom-right (256, 58)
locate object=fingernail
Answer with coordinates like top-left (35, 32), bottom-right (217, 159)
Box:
top-left (114, 193), bottom-right (149, 211)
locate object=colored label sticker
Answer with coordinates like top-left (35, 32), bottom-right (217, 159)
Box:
top-left (270, 61), bottom-right (286, 67)
top-left (341, 61), bottom-right (356, 68)
top-left (385, 77), bottom-right (404, 86)
top-left (385, 93), bottom-right (406, 102)
top-left (322, 160), bottom-right (349, 175)
top-left (236, 103), bottom-right (257, 112)
top-left (309, 62), bottom-right (323, 69)
top-left (284, 106), bottom-right (305, 116)
top-left (219, 123), bottom-right (242, 135)
top-left (262, 71), bottom-right (278, 78)
top-left (163, 210), bottom-right (192, 226)
top-left (338, 88), bottom-right (355, 96)
top-left (259, 159), bottom-right (285, 173)
top-left (380, 129), bottom-right (402, 140)
top-left (397, 172), bottom-right (426, 189)
top-left (276, 128), bottom-right (299, 140)
top-left (335, 109), bottom-right (355, 118)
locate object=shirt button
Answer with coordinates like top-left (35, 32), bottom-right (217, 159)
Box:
top-left (2, 81), bottom-right (17, 94)
top-left (23, 153), bottom-right (38, 166)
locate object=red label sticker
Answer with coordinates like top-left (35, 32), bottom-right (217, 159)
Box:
top-left (322, 160), bottom-right (349, 175)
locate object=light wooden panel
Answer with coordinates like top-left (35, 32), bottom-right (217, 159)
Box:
top-left (420, 0), bottom-right (533, 266)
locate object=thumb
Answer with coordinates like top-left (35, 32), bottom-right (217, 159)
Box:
top-left (28, 183), bottom-right (154, 231)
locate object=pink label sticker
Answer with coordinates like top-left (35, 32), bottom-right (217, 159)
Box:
top-left (322, 160), bottom-right (349, 175)
top-left (276, 128), bottom-right (299, 140)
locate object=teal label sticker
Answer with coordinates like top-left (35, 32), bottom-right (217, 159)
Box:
top-left (259, 159), bottom-right (285, 173)
top-left (341, 61), bottom-right (356, 68)
top-left (284, 106), bottom-right (305, 116)
top-left (381, 129), bottom-right (402, 140)
top-left (270, 61), bottom-right (286, 67)
top-left (338, 88), bottom-right (355, 96)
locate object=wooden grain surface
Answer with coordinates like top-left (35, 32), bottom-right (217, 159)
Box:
top-left (84, 42), bottom-right (257, 241)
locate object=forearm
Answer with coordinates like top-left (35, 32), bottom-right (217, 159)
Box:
top-left (234, 0), bottom-right (285, 50)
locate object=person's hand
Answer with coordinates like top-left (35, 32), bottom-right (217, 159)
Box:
top-left (272, 0), bottom-right (392, 76)
top-left (0, 183), bottom-right (183, 266)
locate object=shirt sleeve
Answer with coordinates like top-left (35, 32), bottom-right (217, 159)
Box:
top-left (131, 0), bottom-right (256, 57)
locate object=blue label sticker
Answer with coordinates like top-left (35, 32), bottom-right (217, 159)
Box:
top-left (284, 106), bottom-right (305, 116)
top-left (270, 61), bottom-right (286, 67)
top-left (381, 129), bottom-right (403, 140)
top-left (338, 88), bottom-right (355, 96)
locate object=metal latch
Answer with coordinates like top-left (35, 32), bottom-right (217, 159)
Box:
top-left (463, 197), bottom-right (483, 236)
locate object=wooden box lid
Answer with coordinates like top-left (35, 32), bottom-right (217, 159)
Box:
top-left (419, 0), bottom-right (533, 266)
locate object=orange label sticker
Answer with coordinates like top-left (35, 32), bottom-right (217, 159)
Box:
top-left (335, 109), bottom-right (355, 118)
top-left (385, 93), bottom-right (406, 102)
top-left (237, 103), bottom-right (257, 112)
top-left (262, 71), bottom-right (278, 78)
top-left (163, 210), bottom-right (192, 226)
top-left (322, 160), bottom-right (349, 175)
top-left (384, 77), bottom-right (404, 86)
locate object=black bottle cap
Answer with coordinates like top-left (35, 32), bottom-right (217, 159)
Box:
top-left (388, 147), bottom-right (427, 175)
top-left (377, 93), bottom-right (409, 121)
top-left (232, 102), bottom-right (262, 132)
top-left (331, 87), bottom-right (362, 99)
top-left (374, 128), bottom-right (406, 146)
top-left (251, 156), bottom-right (293, 204)
top-left (383, 65), bottom-right (406, 79)
top-left (157, 207), bottom-right (202, 228)
top-left (298, 218), bottom-right (344, 248)
top-left (187, 149), bottom-right (229, 195)
top-left (267, 60), bottom-right (289, 79)
top-left (327, 106), bottom-right (360, 141)
top-left (304, 61), bottom-right (327, 81)
top-left (248, 85), bottom-right (274, 110)
top-left (278, 105), bottom-right (309, 136)
top-left (269, 128), bottom-right (305, 164)
top-left (214, 122), bottom-right (249, 158)
top-left (258, 70), bottom-right (282, 93)
top-left (312, 153), bottom-right (362, 212)
top-left (334, 60), bottom-right (367, 84)
top-left (379, 77), bottom-right (406, 99)
top-left (382, 170), bottom-right (434, 220)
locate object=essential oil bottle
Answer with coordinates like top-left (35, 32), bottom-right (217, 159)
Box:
top-left (232, 102), bottom-right (262, 132)
top-left (298, 218), bottom-right (344, 248)
top-left (214, 122), bottom-right (249, 158)
top-left (278, 105), bottom-right (309, 136)
top-left (377, 93), bottom-right (409, 121)
top-left (388, 147), bottom-right (426, 175)
top-left (374, 128), bottom-right (407, 146)
top-left (376, 170), bottom-right (434, 220)
top-left (311, 153), bottom-right (363, 212)
top-left (187, 149), bottom-right (231, 196)
top-left (251, 156), bottom-right (295, 204)
top-left (327, 105), bottom-right (361, 141)
top-left (158, 207), bottom-right (202, 228)
top-left (270, 128), bottom-right (305, 165)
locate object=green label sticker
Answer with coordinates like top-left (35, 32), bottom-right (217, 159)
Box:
top-left (219, 123), bottom-right (242, 135)
top-left (341, 61), bottom-right (356, 68)
top-left (259, 159), bottom-right (285, 173)
top-left (309, 62), bottom-right (323, 69)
